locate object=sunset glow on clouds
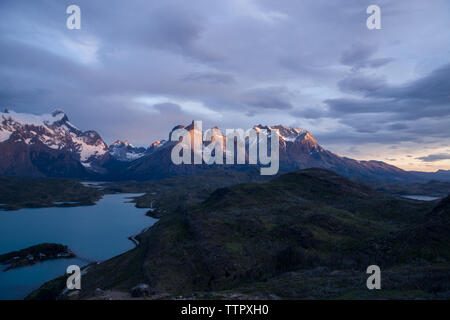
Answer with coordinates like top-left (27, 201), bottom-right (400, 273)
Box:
top-left (0, 0), bottom-right (449, 171)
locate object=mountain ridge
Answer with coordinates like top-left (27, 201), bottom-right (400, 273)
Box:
top-left (124, 121), bottom-right (420, 183)
top-left (0, 109), bottom-right (439, 183)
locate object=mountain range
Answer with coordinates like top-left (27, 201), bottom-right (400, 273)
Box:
top-left (0, 109), bottom-right (447, 183)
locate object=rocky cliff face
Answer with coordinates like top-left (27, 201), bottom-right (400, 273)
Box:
top-left (124, 122), bottom-right (418, 182)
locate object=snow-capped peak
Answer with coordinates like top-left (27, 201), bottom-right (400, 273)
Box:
top-left (111, 140), bottom-right (135, 148)
top-left (0, 109), bottom-right (108, 167)
top-left (109, 140), bottom-right (152, 162)
top-left (150, 140), bottom-right (162, 148)
top-left (149, 140), bottom-right (167, 149)
top-left (253, 124), bottom-right (314, 142)
top-left (1, 109), bottom-right (67, 127)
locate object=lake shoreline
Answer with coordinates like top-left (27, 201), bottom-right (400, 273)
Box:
top-left (400, 194), bottom-right (442, 201)
top-left (0, 193), bottom-right (157, 300)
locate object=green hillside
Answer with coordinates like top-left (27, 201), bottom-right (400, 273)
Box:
top-left (28, 169), bottom-right (449, 300)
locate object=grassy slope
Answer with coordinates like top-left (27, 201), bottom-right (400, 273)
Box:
top-left (29, 168), bottom-right (450, 299)
top-left (373, 180), bottom-right (450, 198)
top-left (103, 168), bottom-right (269, 217)
top-left (0, 175), bottom-right (103, 210)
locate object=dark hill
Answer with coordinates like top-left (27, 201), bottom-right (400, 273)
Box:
top-left (28, 168), bottom-right (449, 300)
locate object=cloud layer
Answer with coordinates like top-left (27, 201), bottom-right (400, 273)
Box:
top-left (0, 0), bottom-right (449, 170)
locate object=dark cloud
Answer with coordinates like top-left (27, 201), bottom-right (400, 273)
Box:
top-left (340, 44), bottom-right (393, 70)
top-left (386, 123), bottom-right (409, 131)
top-left (417, 153), bottom-right (450, 162)
top-left (337, 74), bottom-right (387, 95)
top-left (182, 72), bottom-right (235, 85)
top-left (381, 64), bottom-right (450, 104)
top-left (324, 98), bottom-right (390, 115)
top-left (338, 114), bottom-right (383, 134)
top-left (153, 102), bottom-right (182, 114)
top-left (290, 107), bottom-right (325, 119)
top-left (316, 130), bottom-right (417, 146)
top-left (341, 44), bottom-right (373, 66)
top-left (241, 87), bottom-right (294, 110)
top-left (0, 0), bottom-right (448, 160)
top-left (330, 64), bottom-right (450, 119)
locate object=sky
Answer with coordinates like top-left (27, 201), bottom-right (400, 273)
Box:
top-left (0, 0), bottom-right (449, 172)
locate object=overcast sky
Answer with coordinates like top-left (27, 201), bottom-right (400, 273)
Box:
top-left (1, 0), bottom-right (449, 171)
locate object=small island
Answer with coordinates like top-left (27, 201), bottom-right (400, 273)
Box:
top-left (0, 243), bottom-right (75, 271)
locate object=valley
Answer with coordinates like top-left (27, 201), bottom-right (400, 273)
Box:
top-left (1, 110), bottom-right (449, 300)
top-left (26, 168), bottom-right (450, 300)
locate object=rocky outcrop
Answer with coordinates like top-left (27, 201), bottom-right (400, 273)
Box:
top-left (130, 284), bottom-right (151, 297)
top-left (0, 243), bottom-right (75, 271)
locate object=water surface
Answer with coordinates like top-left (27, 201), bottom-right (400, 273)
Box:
top-left (0, 193), bottom-right (156, 300)
top-left (401, 195), bottom-right (441, 201)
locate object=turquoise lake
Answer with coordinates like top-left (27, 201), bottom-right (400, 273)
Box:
top-left (0, 193), bottom-right (157, 300)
